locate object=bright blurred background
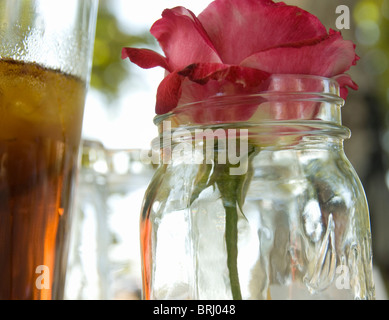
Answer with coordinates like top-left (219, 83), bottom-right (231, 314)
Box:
top-left (82, 0), bottom-right (212, 149)
top-left (67, 0), bottom-right (389, 299)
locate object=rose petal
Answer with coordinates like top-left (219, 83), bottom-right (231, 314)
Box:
top-left (198, 0), bottom-right (327, 64)
top-left (178, 63), bottom-right (228, 84)
top-left (155, 71), bottom-right (183, 114)
top-left (178, 78), bottom-right (260, 122)
top-left (240, 30), bottom-right (358, 77)
top-left (179, 78), bottom-right (223, 106)
top-left (121, 47), bottom-right (170, 71)
top-left (179, 63), bottom-right (270, 88)
top-left (150, 7), bottom-right (222, 70)
top-left (251, 75), bottom-right (318, 121)
top-left (332, 74), bottom-right (359, 100)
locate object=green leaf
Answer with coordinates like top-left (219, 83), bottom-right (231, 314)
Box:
top-left (190, 162), bottom-right (214, 205)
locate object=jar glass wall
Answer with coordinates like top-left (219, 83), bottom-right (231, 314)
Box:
top-left (140, 75), bottom-right (375, 300)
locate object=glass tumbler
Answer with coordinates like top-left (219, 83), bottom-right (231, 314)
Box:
top-left (0, 0), bottom-right (98, 300)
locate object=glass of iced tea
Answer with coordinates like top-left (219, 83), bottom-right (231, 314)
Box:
top-left (0, 0), bottom-right (98, 300)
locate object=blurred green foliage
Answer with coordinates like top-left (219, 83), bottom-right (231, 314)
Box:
top-left (354, 0), bottom-right (389, 112)
top-left (90, 0), bottom-right (156, 102)
top-left (377, 1), bottom-right (389, 108)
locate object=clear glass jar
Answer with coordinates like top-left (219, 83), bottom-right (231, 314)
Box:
top-left (65, 140), bottom-right (155, 300)
top-left (140, 75), bottom-right (375, 300)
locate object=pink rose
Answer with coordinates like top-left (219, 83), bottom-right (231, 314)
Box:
top-left (122, 0), bottom-right (358, 116)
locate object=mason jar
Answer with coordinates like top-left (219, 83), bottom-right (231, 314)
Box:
top-left (140, 74), bottom-right (375, 300)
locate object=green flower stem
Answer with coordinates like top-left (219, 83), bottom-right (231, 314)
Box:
top-left (191, 141), bottom-right (259, 300)
top-left (215, 144), bottom-right (257, 300)
top-left (218, 180), bottom-right (242, 300)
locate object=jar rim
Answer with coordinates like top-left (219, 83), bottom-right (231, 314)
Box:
top-left (154, 74), bottom-right (344, 125)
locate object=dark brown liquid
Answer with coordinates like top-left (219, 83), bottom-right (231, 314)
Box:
top-left (0, 59), bottom-right (86, 300)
